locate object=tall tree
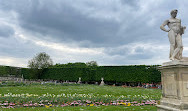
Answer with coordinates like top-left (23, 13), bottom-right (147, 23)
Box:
top-left (28, 52), bottom-right (53, 69)
top-left (28, 52), bottom-right (53, 79)
top-left (86, 61), bottom-right (98, 70)
top-left (86, 61), bottom-right (98, 67)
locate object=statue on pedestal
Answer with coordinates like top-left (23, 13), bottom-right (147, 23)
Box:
top-left (160, 9), bottom-right (186, 60)
top-left (157, 10), bottom-right (188, 111)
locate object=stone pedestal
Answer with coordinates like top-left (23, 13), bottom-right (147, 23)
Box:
top-left (157, 60), bottom-right (188, 111)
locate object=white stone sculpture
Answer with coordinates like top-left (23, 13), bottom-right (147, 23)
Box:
top-left (100, 77), bottom-right (105, 86)
top-left (160, 9), bottom-right (186, 61)
top-left (77, 77), bottom-right (81, 84)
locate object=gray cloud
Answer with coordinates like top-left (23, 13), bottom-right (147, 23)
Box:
top-left (0, 0), bottom-right (165, 47)
top-left (0, 0), bottom-right (187, 67)
top-left (0, 37), bottom-right (42, 58)
top-left (18, 1), bottom-right (122, 47)
top-left (0, 24), bottom-right (14, 38)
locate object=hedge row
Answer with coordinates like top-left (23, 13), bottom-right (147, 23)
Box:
top-left (0, 66), bottom-right (21, 77)
top-left (21, 68), bottom-right (40, 79)
top-left (41, 68), bottom-right (95, 81)
top-left (96, 66), bottom-right (148, 82)
top-left (21, 65), bottom-right (161, 83)
top-left (95, 65), bottom-right (161, 83)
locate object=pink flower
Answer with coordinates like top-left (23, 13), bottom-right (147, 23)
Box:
top-left (23, 104), bottom-right (29, 107)
top-left (9, 103), bottom-right (16, 106)
top-left (3, 103), bottom-right (8, 106)
top-left (39, 104), bottom-right (44, 106)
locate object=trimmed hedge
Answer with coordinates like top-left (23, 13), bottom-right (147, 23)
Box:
top-left (40, 68), bottom-right (94, 82)
top-left (21, 68), bottom-right (40, 79)
top-left (95, 66), bottom-right (149, 83)
top-left (0, 66), bottom-right (21, 77)
top-left (21, 65), bottom-right (161, 83)
top-left (95, 65), bottom-right (161, 83)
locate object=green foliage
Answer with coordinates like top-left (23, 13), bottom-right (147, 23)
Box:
top-left (0, 66), bottom-right (21, 77)
top-left (39, 65), bottom-right (160, 83)
top-left (53, 62), bottom-right (87, 68)
top-left (86, 61), bottom-right (98, 70)
top-left (28, 52), bottom-right (53, 69)
top-left (27, 52), bottom-right (53, 79)
top-left (0, 66), bottom-right (8, 76)
top-left (147, 65), bottom-right (161, 83)
top-left (40, 68), bottom-right (93, 82)
top-left (95, 65), bottom-right (160, 83)
top-left (21, 68), bottom-right (41, 79)
top-left (21, 65), bottom-right (161, 83)
top-left (52, 61), bottom-right (98, 70)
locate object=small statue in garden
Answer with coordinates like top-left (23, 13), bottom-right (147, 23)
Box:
top-left (77, 77), bottom-right (81, 84)
top-left (100, 77), bottom-right (105, 86)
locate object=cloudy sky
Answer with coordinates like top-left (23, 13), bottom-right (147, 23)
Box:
top-left (1, 0), bottom-right (188, 67)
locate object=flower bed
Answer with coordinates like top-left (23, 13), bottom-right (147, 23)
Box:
top-left (0, 93), bottom-right (159, 108)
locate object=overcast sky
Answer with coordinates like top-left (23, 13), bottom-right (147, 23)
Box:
top-left (1, 0), bottom-right (188, 67)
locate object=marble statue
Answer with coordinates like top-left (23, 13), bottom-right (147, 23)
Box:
top-left (100, 77), bottom-right (105, 86)
top-left (160, 9), bottom-right (186, 60)
top-left (77, 77), bottom-right (81, 84)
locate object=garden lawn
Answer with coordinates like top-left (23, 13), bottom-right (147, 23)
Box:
top-left (0, 84), bottom-right (161, 110)
top-left (0, 84), bottom-right (161, 98)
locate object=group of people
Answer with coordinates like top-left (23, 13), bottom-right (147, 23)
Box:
top-left (141, 83), bottom-right (162, 89)
top-left (121, 83), bottom-right (162, 89)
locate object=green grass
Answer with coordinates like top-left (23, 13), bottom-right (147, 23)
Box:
top-left (0, 84), bottom-right (161, 110)
top-left (0, 84), bottom-right (161, 98)
top-left (0, 106), bottom-right (157, 111)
